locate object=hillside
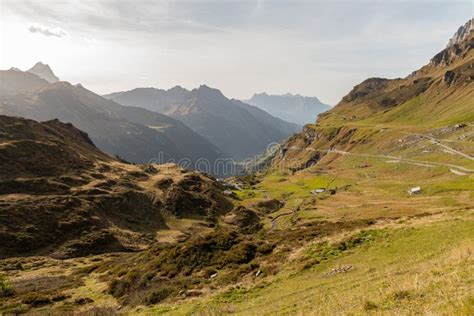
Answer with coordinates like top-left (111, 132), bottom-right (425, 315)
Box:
top-left (104, 85), bottom-right (301, 160)
top-left (245, 92), bottom-right (331, 125)
top-left (0, 115), bottom-right (235, 260)
top-left (272, 24), bottom-right (473, 171)
top-left (0, 69), bottom-right (223, 168)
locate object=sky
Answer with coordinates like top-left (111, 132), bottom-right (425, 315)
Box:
top-left (0, 0), bottom-right (472, 105)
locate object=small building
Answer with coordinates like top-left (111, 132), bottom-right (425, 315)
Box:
top-left (311, 188), bottom-right (326, 194)
top-left (409, 186), bottom-right (422, 195)
top-left (223, 189), bottom-right (233, 196)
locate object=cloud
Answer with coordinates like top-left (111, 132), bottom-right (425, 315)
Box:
top-left (28, 25), bottom-right (67, 37)
top-left (4, 1), bottom-right (470, 104)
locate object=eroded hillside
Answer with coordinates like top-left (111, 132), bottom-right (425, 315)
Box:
top-left (0, 115), bottom-right (233, 259)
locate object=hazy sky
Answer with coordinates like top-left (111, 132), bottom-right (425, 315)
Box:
top-left (0, 0), bottom-right (472, 104)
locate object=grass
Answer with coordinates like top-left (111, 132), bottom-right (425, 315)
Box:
top-left (365, 90), bottom-right (474, 128)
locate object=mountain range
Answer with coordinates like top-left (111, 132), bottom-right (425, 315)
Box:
top-left (244, 92), bottom-right (331, 125)
top-left (0, 68), bottom-right (222, 167)
top-left (104, 86), bottom-right (301, 160)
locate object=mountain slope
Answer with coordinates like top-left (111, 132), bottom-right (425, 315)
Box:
top-left (0, 69), bottom-right (222, 167)
top-left (0, 68), bottom-right (49, 94)
top-left (0, 115), bottom-right (233, 258)
top-left (105, 85), bottom-right (301, 159)
top-left (272, 23), bottom-right (474, 171)
top-left (245, 92), bottom-right (331, 125)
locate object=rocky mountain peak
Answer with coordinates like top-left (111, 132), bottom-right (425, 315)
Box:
top-left (27, 61), bottom-right (60, 83)
top-left (193, 84), bottom-right (226, 100)
top-left (446, 18), bottom-right (473, 48)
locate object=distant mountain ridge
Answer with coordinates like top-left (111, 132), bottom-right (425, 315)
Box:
top-left (105, 85), bottom-right (301, 160)
top-left (0, 67), bottom-right (223, 169)
top-left (244, 92), bottom-right (331, 125)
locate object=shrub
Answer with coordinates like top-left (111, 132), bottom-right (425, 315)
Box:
top-left (144, 288), bottom-right (172, 305)
top-left (108, 278), bottom-right (130, 298)
top-left (0, 275), bottom-right (15, 297)
top-left (392, 290), bottom-right (413, 301)
top-left (363, 300), bottom-right (378, 311)
top-left (256, 242), bottom-right (275, 255)
top-left (22, 293), bottom-right (52, 307)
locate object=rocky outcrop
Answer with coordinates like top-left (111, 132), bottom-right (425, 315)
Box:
top-left (447, 19), bottom-right (473, 48)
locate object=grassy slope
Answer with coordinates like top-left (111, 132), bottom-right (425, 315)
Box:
top-left (145, 212), bottom-right (473, 315)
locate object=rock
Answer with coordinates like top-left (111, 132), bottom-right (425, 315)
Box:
top-left (74, 297), bottom-right (94, 305)
top-left (444, 70), bottom-right (456, 85)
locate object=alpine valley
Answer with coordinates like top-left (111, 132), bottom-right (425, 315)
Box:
top-left (0, 12), bottom-right (472, 316)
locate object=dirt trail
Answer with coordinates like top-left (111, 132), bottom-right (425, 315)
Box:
top-left (427, 138), bottom-right (473, 161)
top-left (372, 125), bottom-right (473, 161)
top-left (270, 202), bottom-right (302, 230)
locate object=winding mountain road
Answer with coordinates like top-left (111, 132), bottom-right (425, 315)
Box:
top-left (285, 147), bottom-right (474, 173)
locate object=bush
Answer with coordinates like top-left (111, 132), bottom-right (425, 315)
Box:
top-left (392, 290), bottom-right (414, 301)
top-left (22, 293), bottom-right (51, 307)
top-left (256, 242), bottom-right (275, 255)
top-left (363, 300), bottom-right (378, 311)
top-left (108, 278), bottom-right (130, 298)
top-left (144, 288), bottom-right (172, 305)
top-left (0, 275), bottom-right (15, 297)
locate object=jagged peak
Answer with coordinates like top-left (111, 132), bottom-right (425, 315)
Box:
top-left (251, 91), bottom-right (324, 104)
top-left (447, 18), bottom-right (473, 48)
top-left (193, 84), bottom-right (226, 98)
top-left (32, 61), bottom-right (47, 67)
top-left (27, 61), bottom-right (60, 83)
top-left (168, 85), bottom-right (188, 92)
